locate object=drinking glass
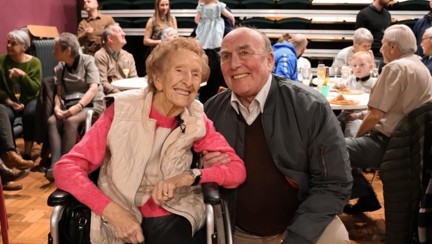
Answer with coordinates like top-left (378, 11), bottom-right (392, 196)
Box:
top-left (333, 66), bottom-right (341, 78)
top-left (317, 64), bottom-right (326, 80)
top-left (302, 67), bottom-right (311, 85)
top-left (122, 59), bottom-right (130, 78)
top-left (13, 82), bottom-right (21, 101)
top-left (372, 59), bottom-right (380, 78)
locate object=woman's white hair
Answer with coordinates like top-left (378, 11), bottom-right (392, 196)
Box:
top-left (353, 28), bottom-right (373, 45)
top-left (8, 29), bottom-right (31, 50)
top-left (383, 24), bottom-right (417, 54)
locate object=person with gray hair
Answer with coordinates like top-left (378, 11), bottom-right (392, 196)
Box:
top-left (161, 27), bottom-right (178, 42)
top-left (0, 29), bottom-right (41, 190)
top-left (273, 33), bottom-right (308, 81)
top-left (344, 24), bottom-right (432, 215)
top-left (331, 28), bottom-right (374, 75)
top-left (94, 23), bottom-right (137, 94)
top-left (421, 26), bottom-right (432, 74)
top-left (46, 32), bottom-right (105, 181)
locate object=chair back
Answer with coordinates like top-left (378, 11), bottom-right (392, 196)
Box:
top-left (31, 39), bottom-right (57, 79)
top-left (380, 102), bottom-right (432, 244)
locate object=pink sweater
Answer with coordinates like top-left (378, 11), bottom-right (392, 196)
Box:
top-left (54, 104), bottom-right (246, 217)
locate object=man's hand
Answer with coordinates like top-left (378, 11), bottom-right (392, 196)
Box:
top-left (102, 202), bottom-right (144, 243)
top-left (152, 172), bottom-right (194, 205)
top-left (201, 150), bottom-right (230, 167)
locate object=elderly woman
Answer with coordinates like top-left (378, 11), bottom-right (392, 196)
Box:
top-left (331, 28), bottom-right (374, 75)
top-left (53, 37), bottom-right (246, 244)
top-left (46, 32), bottom-right (105, 181)
top-left (161, 27), bottom-right (178, 42)
top-left (0, 30), bottom-right (40, 184)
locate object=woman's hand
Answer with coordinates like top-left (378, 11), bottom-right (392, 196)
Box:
top-left (334, 82), bottom-right (346, 89)
top-left (201, 150), bottom-right (230, 168)
top-left (102, 202), bottom-right (144, 244)
top-left (54, 106), bottom-right (68, 120)
top-left (8, 68), bottom-right (26, 78)
top-left (67, 104), bottom-right (83, 116)
top-left (152, 172), bottom-right (194, 205)
top-left (11, 102), bottom-right (24, 111)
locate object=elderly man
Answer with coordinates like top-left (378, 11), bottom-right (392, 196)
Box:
top-left (204, 27), bottom-right (352, 244)
top-left (421, 27), bottom-right (432, 74)
top-left (94, 23), bottom-right (137, 94)
top-left (344, 25), bottom-right (432, 214)
top-left (273, 33), bottom-right (308, 81)
top-left (331, 28), bottom-right (373, 74)
top-left (77, 0), bottom-right (115, 55)
top-left (413, 0), bottom-right (432, 56)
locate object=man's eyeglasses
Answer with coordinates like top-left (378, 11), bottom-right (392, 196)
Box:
top-left (422, 36), bottom-right (432, 42)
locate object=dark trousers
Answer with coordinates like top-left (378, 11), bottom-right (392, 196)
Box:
top-left (199, 48), bottom-right (226, 104)
top-left (345, 131), bottom-right (390, 199)
top-left (0, 104), bottom-right (15, 154)
top-left (141, 214), bottom-right (204, 244)
top-left (2, 98), bottom-right (37, 142)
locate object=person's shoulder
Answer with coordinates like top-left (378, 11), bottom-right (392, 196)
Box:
top-left (0, 55), bottom-right (7, 63)
top-left (204, 89), bottom-right (232, 110)
top-left (94, 48), bottom-right (107, 58)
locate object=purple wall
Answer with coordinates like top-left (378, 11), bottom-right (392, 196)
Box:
top-left (0, 0), bottom-right (77, 53)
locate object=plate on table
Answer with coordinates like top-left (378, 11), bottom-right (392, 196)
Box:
top-left (329, 94), bottom-right (359, 105)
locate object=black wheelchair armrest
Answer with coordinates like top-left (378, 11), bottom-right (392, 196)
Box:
top-left (47, 189), bottom-right (74, 207)
top-left (202, 182), bottom-right (221, 205)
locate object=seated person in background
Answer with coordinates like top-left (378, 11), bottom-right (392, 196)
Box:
top-left (413, 0), bottom-right (432, 56)
top-left (53, 37), bottom-right (246, 244)
top-left (335, 51), bottom-right (377, 137)
top-left (421, 26), bottom-right (432, 74)
top-left (273, 33), bottom-right (308, 81)
top-left (344, 25), bottom-right (432, 215)
top-left (205, 27), bottom-right (352, 244)
top-left (77, 0), bottom-right (115, 55)
top-left (161, 27), bottom-right (178, 42)
top-left (46, 32), bottom-right (105, 181)
top-left (0, 29), bottom-right (41, 169)
top-left (331, 28), bottom-right (373, 76)
top-left (94, 23), bottom-right (137, 95)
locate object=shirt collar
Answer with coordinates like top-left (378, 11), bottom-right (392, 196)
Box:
top-left (230, 74), bottom-right (272, 114)
top-left (106, 46), bottom-right (119, 61)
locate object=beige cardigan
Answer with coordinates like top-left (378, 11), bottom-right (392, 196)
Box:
top-left (90, 88), bottom-right (207, 243)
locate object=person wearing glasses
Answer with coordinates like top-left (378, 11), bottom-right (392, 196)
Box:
top-left (421, 27), bottom-right (432, 74)
top-left (204, 27), bottom-right (352, 244)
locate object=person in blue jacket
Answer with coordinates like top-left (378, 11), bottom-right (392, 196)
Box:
top-left (273, 33), bottom-right (308, 81)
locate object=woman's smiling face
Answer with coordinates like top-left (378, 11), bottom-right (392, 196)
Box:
top-left (154, 49), bottom-right (202, 116)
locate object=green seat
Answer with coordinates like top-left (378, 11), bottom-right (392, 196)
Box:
top-left (390, 0), bottom-right (430, 10)
top-left (276, 0), bottom-right (312, 9)
top-left (241, 17), bottom-right (275, 29)
top-left (241, 0), bottom-right (276, 9)
top-left (130, 0), bottom-right (154, 9)
top-left (100, 0), bottom-right (132, 10)
top-left (275, 17), bottom-right (312, 29)
top-left (392, 18), bottom-right (419, 30)
top-left (114, 17), bottom-right (134, 28)
top-left (177, 17), bottom-right (197, 29)
top-left (132, 17), bottom-right (150, 28)
top-left (170, 0), bottom-right (198, 9)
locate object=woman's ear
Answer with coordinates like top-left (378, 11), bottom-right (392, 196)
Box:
top-left (154, 76), bottom-right (163, 92)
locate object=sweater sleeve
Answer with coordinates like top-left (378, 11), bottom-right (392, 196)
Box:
top-left (193, 114), bottom-right (246, 188)
top-left (53, 104), bottom-right (115, 216)
top-left (20, 57), bottom-right (42, 100)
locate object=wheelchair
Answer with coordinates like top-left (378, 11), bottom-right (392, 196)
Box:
top-left (47, 119), bottom-right (233, 244)
top-left (48, 182), bottom-right (232, 244)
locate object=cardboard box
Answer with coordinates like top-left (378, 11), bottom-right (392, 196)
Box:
top-left (22, 25), bottom-right (59, 40)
